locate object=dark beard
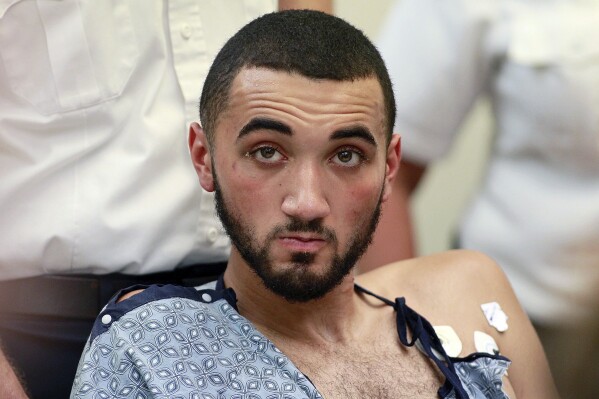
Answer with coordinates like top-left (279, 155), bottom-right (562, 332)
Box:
top-left (214, 174), bottom-right (383, 303)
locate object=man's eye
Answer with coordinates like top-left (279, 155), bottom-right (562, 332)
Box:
top-left (249, 146), bottom-right (284, 163)
top-left (332, 149), bottom-right (363, 167)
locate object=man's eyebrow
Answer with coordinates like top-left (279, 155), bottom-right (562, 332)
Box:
top-left (237, 117), bottom-right (292, 140)
top-left (330, 126), bottom-right (377, 147)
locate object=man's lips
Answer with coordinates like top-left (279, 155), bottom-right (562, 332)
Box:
top-left (277, 234), bottom-right (327, 252)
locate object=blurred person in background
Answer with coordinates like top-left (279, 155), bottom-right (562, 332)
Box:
top-left (362, 0), bottom-right (599, 397)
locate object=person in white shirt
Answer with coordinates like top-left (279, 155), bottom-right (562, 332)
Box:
top-left (0, 1), bottom-right (330, 397)
top-left (364, 0), bottom-right (599, 397)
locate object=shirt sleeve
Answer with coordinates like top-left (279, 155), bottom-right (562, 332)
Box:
top-left (377, 0), bottom-right (499, 163)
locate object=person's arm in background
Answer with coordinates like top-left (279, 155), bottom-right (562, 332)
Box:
top-left (357, 159), bottom-right (426, 273)
top-left (0, 345), bottom-right (28, 399)
top-left (278, 0), bottom-right (333, 13)
top-left (356, 0), bottom-right (496, 273)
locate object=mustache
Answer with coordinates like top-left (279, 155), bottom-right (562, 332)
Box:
top-left (270, 218), bottom-right (337, 243)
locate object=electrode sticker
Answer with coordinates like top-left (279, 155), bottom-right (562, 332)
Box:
top-left (416, 325), bottom-right (463, 360)
top-left (474, 330), bottom-right (499, 355)
top-left (434, 325), bottom-right (463, 358)
top-left (481, 302), bottom-right (508, 332)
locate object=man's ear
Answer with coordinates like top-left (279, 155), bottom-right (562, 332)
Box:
top-left (382, 133), bottom-right (401, 202)
top-left (188, 122), bottom-right (215, 192)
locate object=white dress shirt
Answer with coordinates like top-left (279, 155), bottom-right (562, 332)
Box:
top-left (378, 0), bottom-right (599, 324)
top-left (0, 0), bottom-right (275, 279)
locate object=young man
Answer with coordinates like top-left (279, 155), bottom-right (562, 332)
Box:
top-left (71, 11), bottom-right (557, 398)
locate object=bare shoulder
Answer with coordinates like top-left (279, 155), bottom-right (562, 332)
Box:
top-left (357, 249), bottom-right (511, 307)
top-left (356, 250), bottom-right (519, 355)
top-left (356, 250), bottom-right (560, 398)
top-left (117, 289), bottom-right (145, 303)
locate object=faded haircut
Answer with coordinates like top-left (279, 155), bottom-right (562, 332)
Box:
top-left (199, 9), bottom-right (395, 146)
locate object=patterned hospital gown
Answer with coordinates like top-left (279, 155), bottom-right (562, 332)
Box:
top-left (71, 279), bottom-right (510, 398)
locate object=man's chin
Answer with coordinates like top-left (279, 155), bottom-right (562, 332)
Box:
top-left (267, 251), bottom-right (330, 273)
top-left (289, 250), bottom-right (317, 265)
top-left (255, 262), bottom-right (352, 303)
top-left (276, 260), bottom-right (337, 280)
top-left (265, 281), bottom-right (336, 304)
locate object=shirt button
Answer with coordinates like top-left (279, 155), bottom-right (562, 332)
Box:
top-left (101, 314), bottom-right (112, 325)
top-left (206, 227), bottom-right (219, 243)
top-left (202, 293), bottom-right (212, 302)
top-left (181, 24), bottom-right (192, 40)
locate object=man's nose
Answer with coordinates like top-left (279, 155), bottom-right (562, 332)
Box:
top-left (281, 163), bottom-right (331, 221)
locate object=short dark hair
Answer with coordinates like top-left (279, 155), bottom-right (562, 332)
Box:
top-left (199, 10), bottom-right (395, 146)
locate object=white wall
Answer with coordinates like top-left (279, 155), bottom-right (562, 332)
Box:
top-left (335, 0), bottom-right (494, 255)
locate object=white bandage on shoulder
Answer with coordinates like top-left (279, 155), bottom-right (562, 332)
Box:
top-left (481, 302), bottom-right (509, 332)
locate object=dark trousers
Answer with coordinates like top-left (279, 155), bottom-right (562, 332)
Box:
top-left (0, 314), bottom-right (93, 399)
top-left (535, 319), bottom-right (599, 399)
top-left (0, 263), bottom-right (226, 399)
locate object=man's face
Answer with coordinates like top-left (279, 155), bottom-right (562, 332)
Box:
top-left (192, 67), bottom-right (400, 302)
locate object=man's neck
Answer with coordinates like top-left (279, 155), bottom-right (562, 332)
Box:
top-left (223, 252), bottom-right (366, 346)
